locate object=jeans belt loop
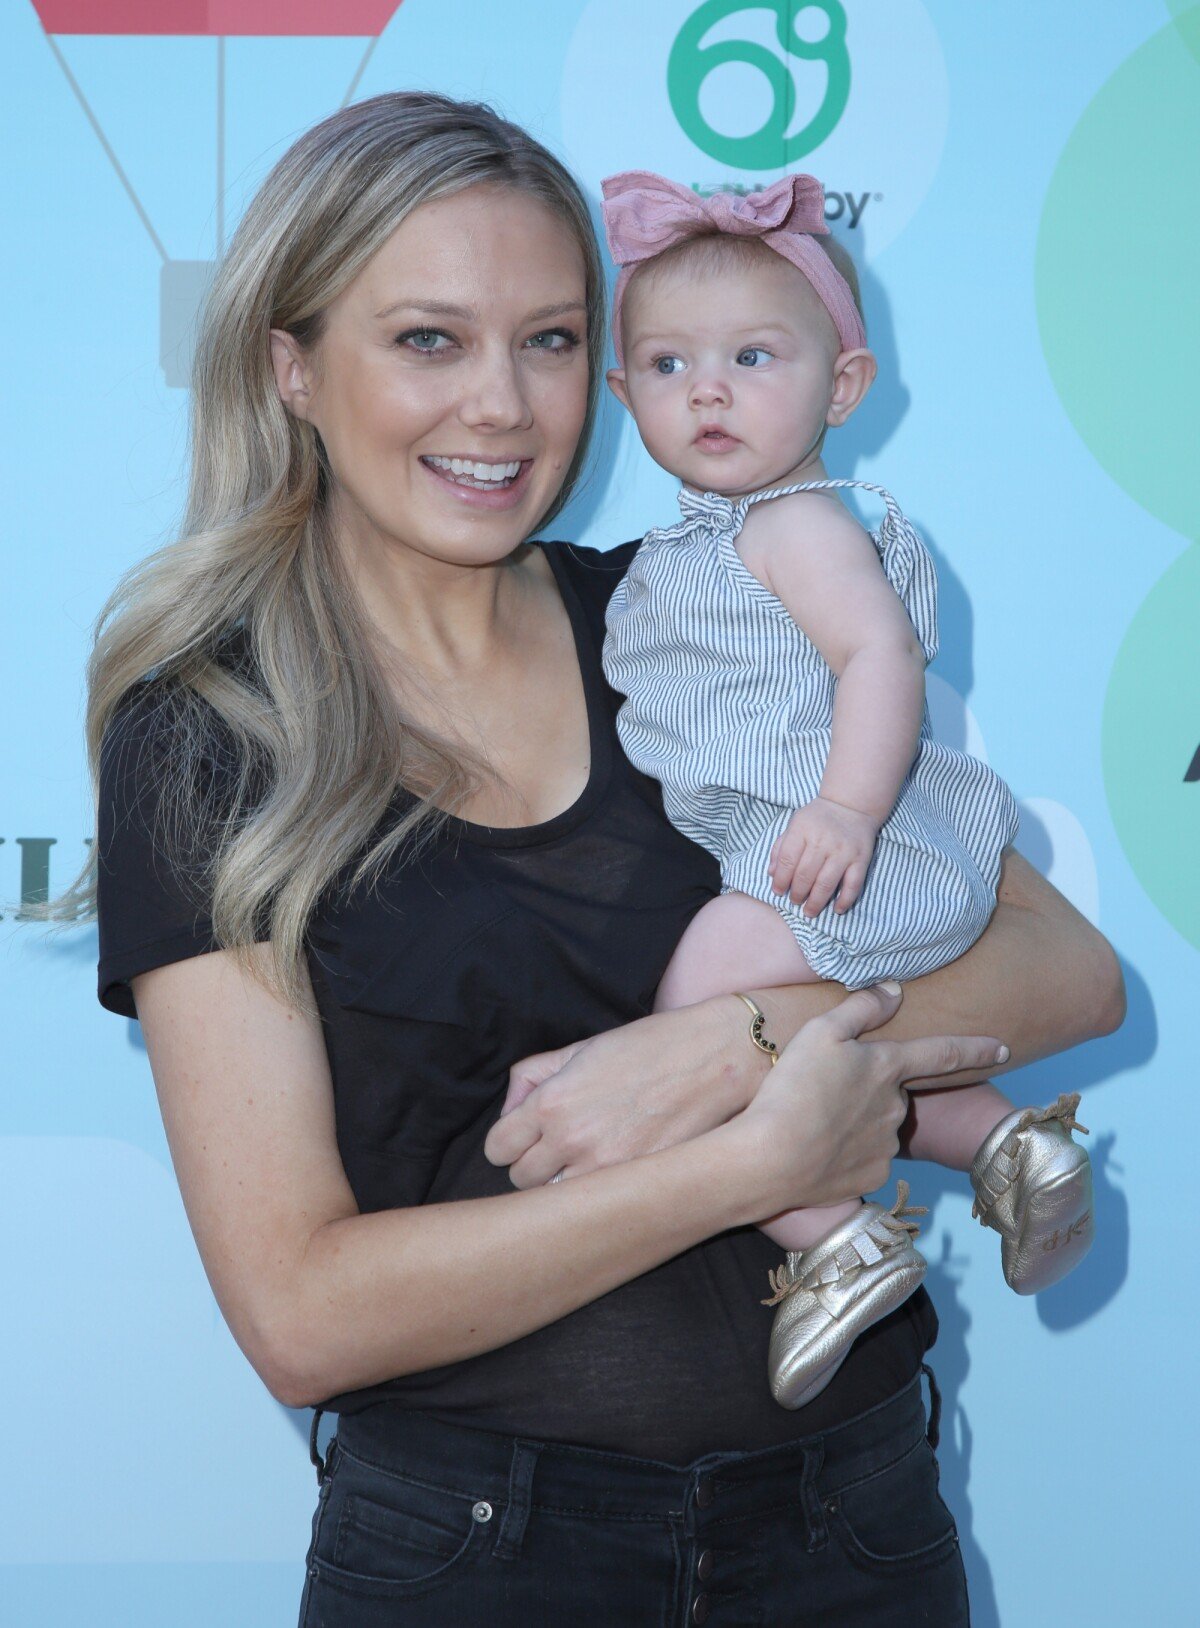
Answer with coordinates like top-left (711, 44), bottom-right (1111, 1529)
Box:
top-left (493, 1439), bottom-right (541, 1560)
top-left (799, 1441), bottom-right (828, 1553)
top-left (921, 1362), bottom-right (943, 1452)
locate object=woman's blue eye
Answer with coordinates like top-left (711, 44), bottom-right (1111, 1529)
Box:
top-left (737, 347), bottom-right (772, 367)
top-left (399, 328), bottom-right (452, 354)
top-left (526, 328), bottom-right (580, 352)
top-left (654, 356), bottom-right (684, 375)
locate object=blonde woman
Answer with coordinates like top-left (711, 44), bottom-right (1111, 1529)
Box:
top-left (68, 94), bottom-right (1122, 1626)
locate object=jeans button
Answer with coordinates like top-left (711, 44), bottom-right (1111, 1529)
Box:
top-left (696, 1548), bottom-right (714, 1581)
top-left (692, 1595), bottom-right (711, 1624)
top-left (471, 1501), bottom-right (493, 1523)
top-left (695, 1476), bottom-right (715, 1509)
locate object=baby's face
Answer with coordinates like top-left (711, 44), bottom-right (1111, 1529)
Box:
top-left (612, 252), bottom-right (849, 498)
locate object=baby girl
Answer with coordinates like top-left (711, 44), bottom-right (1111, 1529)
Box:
top-left (599, 170), bottom-right (1095, 1408)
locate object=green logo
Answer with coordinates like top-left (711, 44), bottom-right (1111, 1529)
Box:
top-left (668, 1), bottom-right (851, 168)
top-left (1103, 544), bottom-right (1200, 953)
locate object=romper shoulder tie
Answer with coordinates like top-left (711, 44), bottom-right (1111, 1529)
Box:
top-left (675, 478), bottom-right (938, 662)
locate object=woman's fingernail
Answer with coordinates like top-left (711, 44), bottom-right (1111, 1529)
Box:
top-left (995, 1044), bottom-right (1010, 1064)
top-left (877, 979), bottom-right (902, 996)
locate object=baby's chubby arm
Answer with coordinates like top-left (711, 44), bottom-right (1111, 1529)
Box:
top-left (737, 492), bottom-right (927, 915)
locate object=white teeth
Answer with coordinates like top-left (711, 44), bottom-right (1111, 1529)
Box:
top-left (426, 456), bottom-right (521, 479)
top-left (424, 456), bottom-right (523, 488)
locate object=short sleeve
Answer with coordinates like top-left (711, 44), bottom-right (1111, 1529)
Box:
top-left (95, 683), bottom-right (260, 1017)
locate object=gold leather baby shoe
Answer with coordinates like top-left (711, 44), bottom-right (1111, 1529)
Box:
top-left (969, 1093), bottom-right (1093, 1295)
top-left (764, 1184), bottom-right (928, 1411)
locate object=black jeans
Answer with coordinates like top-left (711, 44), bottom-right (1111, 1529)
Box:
top-left (298, 1367), bottom-right (969, 1627)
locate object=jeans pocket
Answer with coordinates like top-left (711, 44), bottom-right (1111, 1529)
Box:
top-left (826, 1436), bottom-right (961, 1577)
top-left (311, 1454), bottom-right (492, 1602)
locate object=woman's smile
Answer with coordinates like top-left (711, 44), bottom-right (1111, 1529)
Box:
top-left (419, 452), bottom-right (535, 508)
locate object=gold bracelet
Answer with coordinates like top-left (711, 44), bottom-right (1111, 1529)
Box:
top-left (733, 992), bottom-right (779, 1066)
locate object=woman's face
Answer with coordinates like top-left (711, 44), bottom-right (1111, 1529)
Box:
top-left (272, 184), bottom-right (589, 572)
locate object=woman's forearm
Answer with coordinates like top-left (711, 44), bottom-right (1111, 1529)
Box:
top-left (489, 853), bottom-right (1122, 1187)
top-left (287, 1125), bottom-right (758, 1408)
top-left (749, 848), bottom-right (1125, 1092)
top-left (136, 951), bottom-right (770, 1415)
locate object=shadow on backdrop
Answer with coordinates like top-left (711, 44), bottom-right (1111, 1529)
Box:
top-left (833, 251), bottom-right (910, 476)
top-left (823, 256), bottom-right (986, 709)
top-left (924, 1229), bottom-right (999, 1628)
top-left (550, 192), bottom-right (626, 546)
top-left (902, 972), bottom-right (1137, 1625)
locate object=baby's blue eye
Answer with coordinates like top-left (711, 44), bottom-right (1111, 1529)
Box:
top-left (736, 347), bottom-right (772, 367)
top-left (654, 356), bottom-right (684, 375)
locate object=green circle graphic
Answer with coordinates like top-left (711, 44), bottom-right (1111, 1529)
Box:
top-left (668, 0), bottom-right (851, 168)
top-left (1035, 10), bottom-right (1200, 538)
top-left (1103, 544), bottom-right (1200, 950)
top-left (1167, 0), bottom-right (1200, 65)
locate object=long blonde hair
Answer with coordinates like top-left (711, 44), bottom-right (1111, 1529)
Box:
top-left (54, 92), bottom-right (607, 1009)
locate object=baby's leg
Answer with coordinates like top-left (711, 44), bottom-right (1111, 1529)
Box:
top-left (903, 1081), bottom-right (1015, 1170)
top-left (654, 892), bottom-right (863, 1251)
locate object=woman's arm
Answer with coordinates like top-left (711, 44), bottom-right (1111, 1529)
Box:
top-left (486, 849), bottom-right (1124, 1185)
top-left (133, 948), bottom-right (1000, 1409)
top-left (756, 847), bottom-right (1124, 1086)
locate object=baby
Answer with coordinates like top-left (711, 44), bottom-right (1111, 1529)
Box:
top-left (599, 170), bottom-right (1095, 1409)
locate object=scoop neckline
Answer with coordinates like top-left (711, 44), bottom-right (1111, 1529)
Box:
top-left (432, 541), bottom-right (614, 850)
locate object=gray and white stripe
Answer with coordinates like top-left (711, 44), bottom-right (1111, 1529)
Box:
top-left (603, 480), bottom-right (1019, 989)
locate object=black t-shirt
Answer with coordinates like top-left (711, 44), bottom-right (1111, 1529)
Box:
top-left (96, 539), bottom-right (936, 1463)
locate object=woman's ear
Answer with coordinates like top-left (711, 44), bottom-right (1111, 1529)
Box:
top-left (270, 329), bottom-right (316, 420)
top-left (606, 367), bottom-right (632, 412)
top-left (827, 348), bottom-right (877, 427)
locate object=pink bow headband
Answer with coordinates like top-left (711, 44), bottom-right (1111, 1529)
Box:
top-left (600, 170), bottom-right (867, 365)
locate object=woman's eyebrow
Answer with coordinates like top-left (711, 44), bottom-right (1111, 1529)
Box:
top-left (375, 298), bottom-right (473, 321)
top-left (525, 300), bottom-right (587, 321)
top-left (374, 298), bottom-right (586, 322)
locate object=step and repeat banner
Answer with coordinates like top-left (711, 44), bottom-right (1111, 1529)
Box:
top-left (2, 3), bottom-right (1195, 1624)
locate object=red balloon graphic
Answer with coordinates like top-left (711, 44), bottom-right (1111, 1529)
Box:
top-left (33, 1), bottom-right (406, 384)
top-left (31, 3), bottom-right (400, 33)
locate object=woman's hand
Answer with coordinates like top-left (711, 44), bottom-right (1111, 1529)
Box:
top-left (483, 997), bottom-right (768, 1189)
top-left (728, 982), bottom-right (1007, 1219)
top-left (485, 981), bottom-right (1007, 1194)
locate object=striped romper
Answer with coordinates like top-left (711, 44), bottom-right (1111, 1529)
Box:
top-left (602, 480), bottom-right (1020, 989)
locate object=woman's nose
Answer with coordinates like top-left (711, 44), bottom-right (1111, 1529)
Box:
top-left (459, 347), bottom-right (534, 432)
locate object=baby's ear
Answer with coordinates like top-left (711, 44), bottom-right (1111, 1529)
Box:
top-left (606, 367), bottom-right (632, 412)
top-left (827, 348), bottom-right (877, 427)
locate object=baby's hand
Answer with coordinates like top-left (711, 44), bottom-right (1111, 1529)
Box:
top-left (769, 797), bottom-right (880, 917)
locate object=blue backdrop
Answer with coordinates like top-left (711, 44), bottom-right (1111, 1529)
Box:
top-left (3, 3), bottom-right (1194, 1623)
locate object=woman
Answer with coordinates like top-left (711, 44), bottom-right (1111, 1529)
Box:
top-left (70, 93), bottom-right (1122, 1625)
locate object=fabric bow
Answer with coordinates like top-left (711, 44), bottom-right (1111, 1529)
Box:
top-left (601, 170), bottom-right (829, 268)
top-left (600, 169), bottom-right (866, 363)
